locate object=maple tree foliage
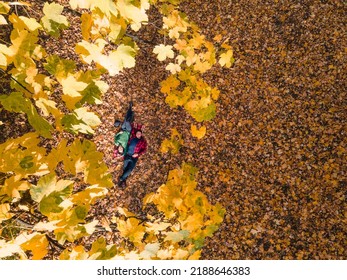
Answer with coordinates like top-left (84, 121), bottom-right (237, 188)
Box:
top-left (0, 0), bottom-right (227, 260)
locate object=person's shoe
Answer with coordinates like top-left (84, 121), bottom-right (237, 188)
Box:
top-left (118, 179), bottom-right (126, 189)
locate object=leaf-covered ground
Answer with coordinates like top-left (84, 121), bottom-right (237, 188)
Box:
top-left (1, 0), bottom-right (346, 259)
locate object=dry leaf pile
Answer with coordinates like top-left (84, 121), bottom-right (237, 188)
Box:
top-left (1, 0), bottom-right (346, 259)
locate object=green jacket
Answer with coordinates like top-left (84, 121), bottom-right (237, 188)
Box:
top-left (114, 131), bottom-right (130, 155)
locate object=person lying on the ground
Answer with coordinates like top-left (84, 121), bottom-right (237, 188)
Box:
top-left (113, 102), bottom-right (134, 158)
top-left (113, 130), bottom-right (130, 158)
top-left (118, 123), bottom-right (147, 188)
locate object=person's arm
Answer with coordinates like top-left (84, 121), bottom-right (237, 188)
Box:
top-left (114, 131), bottom-right (123, 144)
top-left (135, 138), bottom-right (147, 157)
top-left (113, 146), bottom-right (120, 158)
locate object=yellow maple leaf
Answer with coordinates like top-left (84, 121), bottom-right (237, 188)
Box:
top-left (160, 75), bottom-right (180, 94)
top-left (0, 14), bottom-right (7, 25)
top-left (176, 54), bottom-right (185, 65)
top-left (18, 16), bottom-right (42, 32)
top-left (191, 125), bottom-right (206, 139)
top-left (145, 222), bottom-right (171, 234)
top-left (0, 204), bottom-right (13, 223)
top-left (211, 87), bottom-right (220, 100)
top-left (193, 57), bottom-right (211, 73)
top-left (96, 44), bottom-right (136, 76)
top-left (30, 173), bottom-right (74, 203)
top-left (157, 248), bottom-right (173, 259)
top-left (165, 62), bottom-right (181, 74)
top-left (169, 27), bottom-right (182, 39)
top-left (219, 49), bottom-right (234, 68)
top-left (213, 34), bottom-right (223, 42)
top-left (163, 10), bottom-right (189, 34)
top-left (189, 33), bottom-right (205, 49)
top-left (185, 96), bottom-right (211, 111)
top-left (1, 175), bottom-right (31, 199)
top-left (188, 250), bottom-right (201, 260)
top-left (111, 44), bottom-right (136, 69)
top-left (160, 128), bottom-right (184, 154)
top-left (174, 39), bottom-right (187, 51)
top-left (41, 2), bottom-right (69, 36)
top-left (21, 234), bottom-right (49, 260)
top-left (179, 212), bottom-right (204, 235)
top-left (71, 107), bottom-right (102, 133)
top-left (60, 74), bottom-right (88, 109)
top-left (173, 248), bottom-right (189, 259)
top-left (71, 185), bottom-right (108, 205)
top-left (33, 220), bottom-right (60, 232)
top-left (81, 13), bottom-right (92, 40)
top-left (60, 245), bottom-right (89, 260)
top-left (0, 1), bottom-right (10, 14)
top-left (116, 0), bottom-right (148, 31)
top-left (116, 217), bottom-right (145, 245)
top-left (92, 0), bottom-right (118, 17)
top-left (69, 0), bottom-right (92, 9)
top-left (35, 98), bottom-right (61, 118)
top-left (0, 44), bottom-right (12, 69)
top-left (184, 48), bottom-right (197, 66)
top-left (153, 44), bottom-right (174, 61)
top-left (76, 39), bottom-right (107, 65)
top-left (139, 243), bottom-right (160, 259)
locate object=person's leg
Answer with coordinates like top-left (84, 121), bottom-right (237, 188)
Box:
top-left (121, 102), bottom-right (134, 132)
top-left (121, 121), bottom-right (132, 132)
top-left (125, 101), bottom-right (134, 123)
top-left (120, 156), bottom-right (138, 181)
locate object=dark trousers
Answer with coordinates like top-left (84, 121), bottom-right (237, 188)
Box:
top-left (115, 102), bottom-right (134, 132)
top-left (121, 103), bottom-right (134, 132)
top-left (120, 155), bottom-right (138, 181)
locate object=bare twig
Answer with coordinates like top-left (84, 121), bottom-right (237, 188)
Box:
top-left (45, 234), bottom-right (66, 250)
top-left (0, 68), bottom-right (33, 95)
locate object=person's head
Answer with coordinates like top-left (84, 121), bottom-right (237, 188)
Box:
top-left (135, 130), bottom-right (142, 139)
top-left (118, 145), bottom-right (124, 154)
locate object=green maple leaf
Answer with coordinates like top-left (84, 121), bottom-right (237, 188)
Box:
top-left (89, 237), bottom-right (117, 260)
top-left (30, 173), bottom-right (73, 203)
top-left (39, 192), bottom-right (64, 216)
top-left (160, 128), bottom-right (183, 155)
top-left (0, 92), bottom-right (53, 138)
top-left (44, 55), bottom-right (76, 80)
top-left (41, 2), bottom-right (69, 37)
top-left (165, 87), bottom-right (192, 108)
top-left (164, 230), bottom-right (190, 243)
top-left (184, 99), bottom-right (216, 122)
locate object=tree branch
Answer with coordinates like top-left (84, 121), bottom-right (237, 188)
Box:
top-left (45, 234), bottom-right (66, 250)
top-left (0, 68), bottom-right (34, 95)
